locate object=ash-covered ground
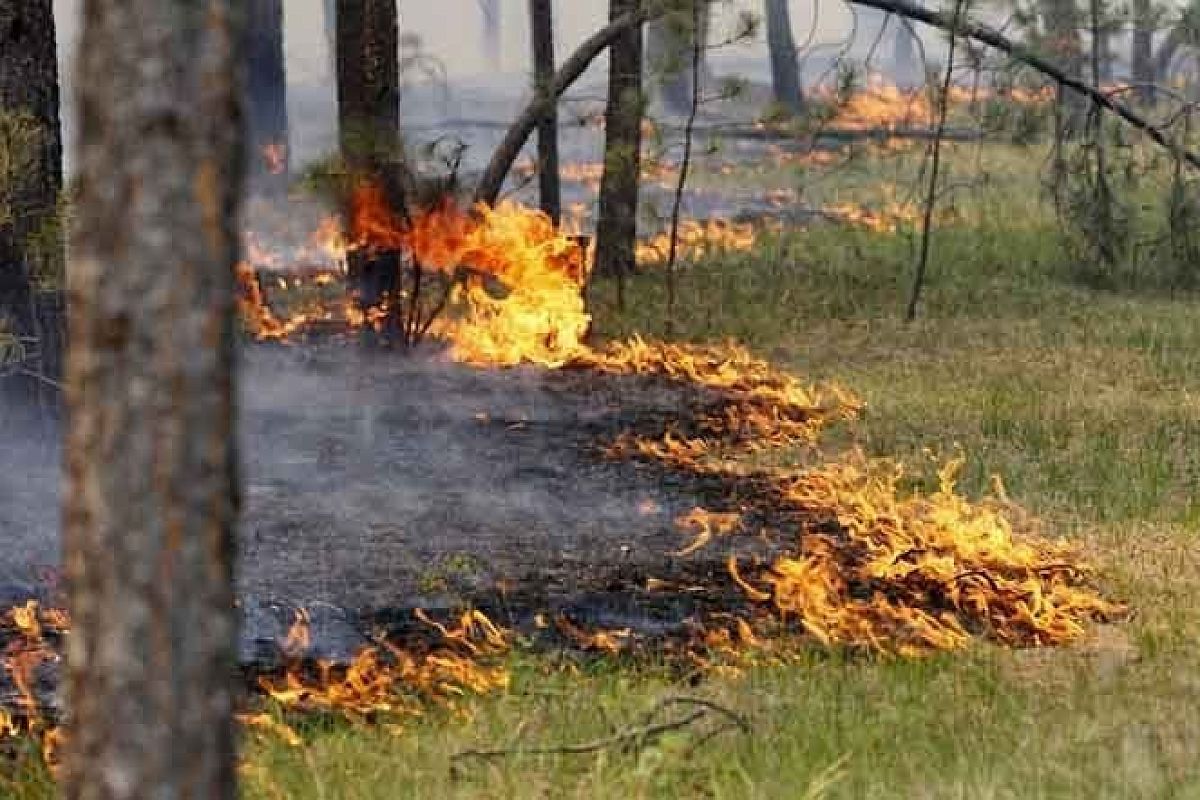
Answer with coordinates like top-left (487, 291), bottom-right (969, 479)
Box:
top-left (1, 345), bottom-right (763, 660)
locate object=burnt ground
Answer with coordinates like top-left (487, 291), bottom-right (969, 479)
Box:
top-left (236, 344), bottom-right (775, 657)
top-left (0, 343), bottom-right (781, 672)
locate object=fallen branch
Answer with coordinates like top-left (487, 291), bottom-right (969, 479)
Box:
top-left (846, 0), bottom-right (1200, 171)
top-left (449, 696), bottom-right (749, 763)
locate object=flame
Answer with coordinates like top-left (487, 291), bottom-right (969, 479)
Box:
top-left (636, 219), bottom-right (759, 266)
top-left (1, 601), bottom-right (65, 773)
top-left (344, 184), bottom-right (592, 366)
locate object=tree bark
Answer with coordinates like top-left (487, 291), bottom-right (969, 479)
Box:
top-left (1039, 0), bottom-right (1086, 125)
top-left (765, 0), bottom-right (804, 115)
top-left (1131, 0), bottom-right (1154, 103)
top-left (245, 0), bottom-right (290, 193)
top-left (336, 0), bottom-right (400, 167)
top-left (0, 0), bottom-right (64, 400)
top-left (594, 0), bottom-right (645, 290)
top-left (62, 1), bottom-right (244, 797)
top-left (530, 0), bottom-right (562, 224)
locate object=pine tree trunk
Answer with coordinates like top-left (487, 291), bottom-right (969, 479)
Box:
top-left (246, 0), bottom-right (290, 193)
top-left (336, 0), bottom-right (400, 166)
top-left (594, 0), bottom-right (645, 289)
top-left (480, 0), bottom-right (503, 70)
top-left (62, 2), bottom-right (244, 797)
top-left (0, 0), bottom-right (64, 400)
top-left (1131, 0), bottom-right (1154, 103)
top-left (1040, 0), bottom-right (1086, 126)
top-left (530, 0), bottom-right (562, 223)
top-left (765, 0), bottom-right (803, 115)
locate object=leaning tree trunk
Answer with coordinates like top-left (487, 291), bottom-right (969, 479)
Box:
top-left (594, 0), bottom-right (645, 304)
top-left (765, 0), bottom-right (804, 115)
top-left (530, 0), bottom-right (562, 223)
top-left (0, 0), bottom-right (63, 403)
top-left (246, 0), bottom-right (290, 193)
top-left (62, 1), bottom-right (243, 798)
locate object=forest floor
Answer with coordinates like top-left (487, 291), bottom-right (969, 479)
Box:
top-left (8, 140), bottom-right (1200, 798)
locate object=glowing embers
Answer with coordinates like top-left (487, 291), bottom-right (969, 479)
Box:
top-left (249, 608), bottom-right (509, 739)
top-left (599, 347), bottom-right (1125, 655)
top-left (0, 601), bottom-right (65, 771)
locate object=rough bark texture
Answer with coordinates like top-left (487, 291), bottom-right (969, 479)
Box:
top-left (765, 0), bottom-right (803, 115)
top-left (62, 1), bottom-right (244, 797)
top-left (594, 0), bottom-right (645, 283)
top-left (245, 0), bottom-right (290, 192)
top-left (336, 0), bottom-right (400, 165)
top-left (530, 0), bottom-right (562, 224)
top-left (0, 0), bottom-right (64, 398)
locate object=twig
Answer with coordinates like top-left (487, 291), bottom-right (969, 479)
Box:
top-left (449, 695), bottom-right (748, 763)
top-left (664, 0), bottom-right (704, 338)
top-left (905, 0), bottom-right (964, 322)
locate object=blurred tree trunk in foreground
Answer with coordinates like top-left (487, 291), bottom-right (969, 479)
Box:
top-left (62, 1), bottom-right (244, 797)
top-left (530, 0), bottom-right (562, 224)
top-left (594, 0), bottom-right (645, 304)
top-left (0, 0), bottom-right (64, 402)
top-left (246, 0), bottom-right (290, 193)
top-left (765, 0), bottom-right (804, 115)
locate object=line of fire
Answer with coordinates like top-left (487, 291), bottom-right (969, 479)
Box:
top-left (11, 0), bottom-right (1197, 793)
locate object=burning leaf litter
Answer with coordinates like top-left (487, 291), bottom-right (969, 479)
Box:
top-left (3, 180), bottom-right (1122, 761)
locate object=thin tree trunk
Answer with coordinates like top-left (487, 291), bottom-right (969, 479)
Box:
top-left (480, 0), bottom-right (503, 71)
top-left (0, 0), bottom-right (64, 402)
top-left (530, 0), bottom-right (562, 223)
top-left (665, 0), bottom-right (703, 335)
top-left (1131, 0), bottom-right (1153, 103)
top-left (474, 5), bottom-right (655, 205)
top-left (594, 0), bottom-right (645, 310)
top-left (765, 0), bottom-right (804, 115)
top-left (62, 1), bottom-right (244, 797)
top-left (336, 0), bottom-right (400, 167)
top-left (1040, 0), bottom-right (1086, 127)
top-left (246, 0), bottom-right (290, 193)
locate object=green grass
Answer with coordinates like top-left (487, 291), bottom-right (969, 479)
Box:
top-left (16, 142), bottom-right (1200, 798)
top-left (237, 175), bottom-right (1200, 796)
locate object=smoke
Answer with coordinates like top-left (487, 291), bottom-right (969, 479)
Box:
top-left (0, 390), bottom-right (60, 594)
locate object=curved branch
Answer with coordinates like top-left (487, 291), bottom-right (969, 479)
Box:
top-left (846, 0), bottom-right (1200, 170)
top-left (474, 6), bottom-right (657, 205)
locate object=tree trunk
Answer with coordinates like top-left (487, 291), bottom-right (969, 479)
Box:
top-left (1131, 0), bottom-right (1153, 103)
top-left (480, 0), bottom-right (503, 71)
top-left (0, 0), bottom-right (64, 402)
top-left (765, 0), bottom-right (803, 115)
top-left (474, 4), bottom-right (654, 205)
top-left (530, 0), bottom-right (562, 223)
top-left (594, 0), bottom-right (645, 293)
top-left (1040, 0), bottom-right (1086, 126)
top-left (646, 1), bottom-right (710, 116)
top-left (246, 0), bottom-right (290, 193)
top-left (893, 18), bottom-right (919, 86)
top-left (336, 0), bottom-right (400, 167)
top-left (62, 1), bottom-right (243, 797)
